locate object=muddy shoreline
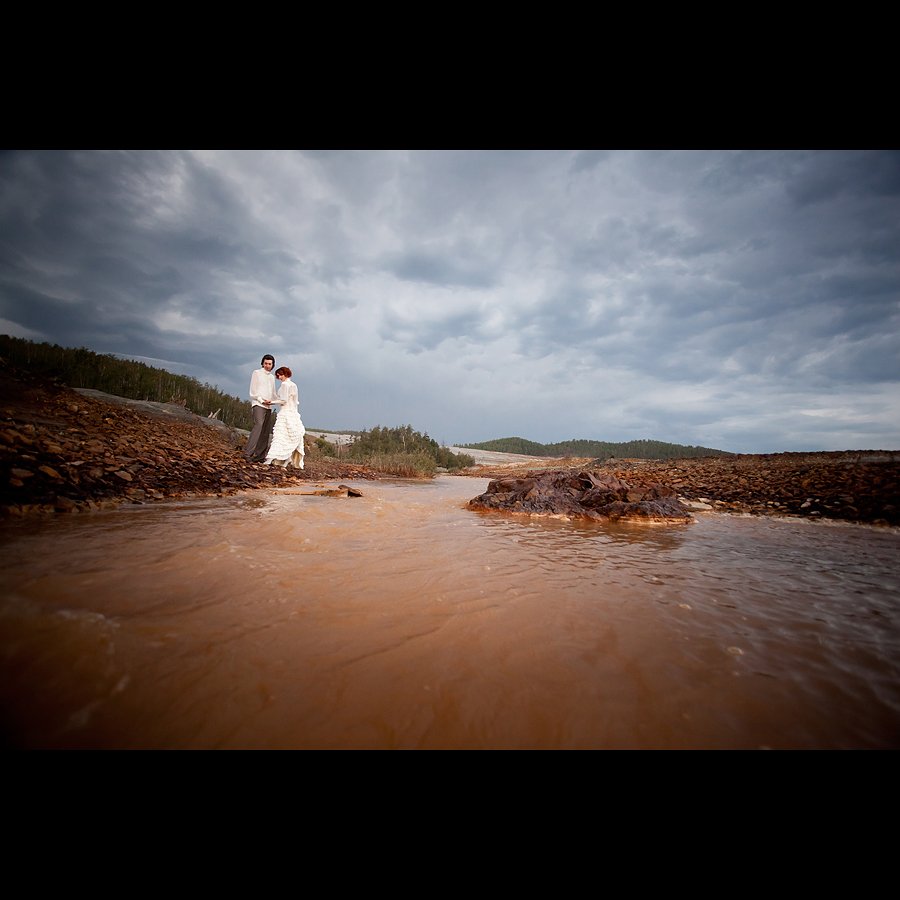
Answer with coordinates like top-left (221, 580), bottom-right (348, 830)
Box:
top-left (1, 363), bottom-right (898, 525)
top-left (0, 365), bottom-right (379, 516)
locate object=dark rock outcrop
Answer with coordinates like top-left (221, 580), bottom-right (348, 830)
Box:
top-left (464, 452), bottom-right (900, 526)
top-left (467, 470), bottom-right (694, 524)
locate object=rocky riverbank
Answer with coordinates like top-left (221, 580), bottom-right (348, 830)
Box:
top-left (466, 453), bottom-right (900, 526)
top-left (2, 361), bottom-right (898, 525)
top-left (0, 363), bottom-right (378, 516)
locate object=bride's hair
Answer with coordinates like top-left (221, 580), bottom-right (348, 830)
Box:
top-left (275, 366), bottom-right (292, 378)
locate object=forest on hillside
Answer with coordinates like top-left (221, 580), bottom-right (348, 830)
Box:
top-left (461, 436), bottom-right (733, 460)
top-left (0, 335), bottom-right (254, 429)
top-left (2, 337), bottom-right (732, 462)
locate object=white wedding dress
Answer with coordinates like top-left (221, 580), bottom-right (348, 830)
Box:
top-left (264, 378), bottom-right (305, 468)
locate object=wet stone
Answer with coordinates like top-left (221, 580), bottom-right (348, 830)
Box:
top-left (468, 470), bottom-right (694, 524)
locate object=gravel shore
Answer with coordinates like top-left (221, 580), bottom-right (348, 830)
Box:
top-left (467, 452), bottom-right (900, 526)
top-left (0, 364), bottom-right (379, 516)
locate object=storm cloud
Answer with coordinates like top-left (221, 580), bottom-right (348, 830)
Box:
top-left (1, 148), bottom-right (898, 452)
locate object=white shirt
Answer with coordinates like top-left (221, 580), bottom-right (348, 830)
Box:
top-left (249, 367), bottom-right (276, 409)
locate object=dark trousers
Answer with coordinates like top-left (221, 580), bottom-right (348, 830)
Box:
top-left (244, 405), bottom-right (274, 461)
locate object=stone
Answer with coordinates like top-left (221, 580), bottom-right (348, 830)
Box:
top-left (468, 470), bottom-right (694, 524)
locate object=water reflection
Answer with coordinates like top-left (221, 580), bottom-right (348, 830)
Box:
top-left (470, 507), bottom-right (692, 552)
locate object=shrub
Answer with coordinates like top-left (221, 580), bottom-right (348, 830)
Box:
top-left (434, 446), bottom-right (475, 469)
top-left (313, 436), bottom-right (336, 457)
top-left (363, 452), bottom-right (437, 478)
top-left (348, 424), bottom-right (474, 475)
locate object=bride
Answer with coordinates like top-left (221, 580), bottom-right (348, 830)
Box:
top-left (264, 366), bottom-right (305, 468)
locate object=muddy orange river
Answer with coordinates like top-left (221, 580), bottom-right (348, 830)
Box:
top-left (1, 476), bottom-right (898, 749)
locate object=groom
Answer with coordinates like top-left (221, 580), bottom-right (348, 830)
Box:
top-left (244, 354), bottom-right (277, 462)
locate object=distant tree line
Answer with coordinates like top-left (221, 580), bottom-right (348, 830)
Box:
top-left (461, 435), bottom-right (733, 460)
top-left (0, 335), bottom-right (253, 430)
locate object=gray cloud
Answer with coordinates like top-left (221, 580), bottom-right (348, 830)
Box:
top-left (1, 149), bottom-right (898, 453)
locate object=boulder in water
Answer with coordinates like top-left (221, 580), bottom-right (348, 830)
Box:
top-left (467, 469), bottom-right (693, 524)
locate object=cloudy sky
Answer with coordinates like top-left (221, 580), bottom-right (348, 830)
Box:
top-left (1, 149), bottom-right (898, 453)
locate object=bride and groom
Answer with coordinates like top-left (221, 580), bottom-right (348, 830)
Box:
top-left (244, 354), bottom-right (305, 469)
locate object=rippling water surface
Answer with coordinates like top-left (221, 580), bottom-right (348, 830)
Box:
top-left (1, 476), bottom-right (898, 749)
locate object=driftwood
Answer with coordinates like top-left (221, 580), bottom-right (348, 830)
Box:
top-left (281, 485), bottom-right (363, 498)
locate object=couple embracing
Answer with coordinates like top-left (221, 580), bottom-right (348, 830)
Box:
top-left (244, 354), bottom-right (305, 469)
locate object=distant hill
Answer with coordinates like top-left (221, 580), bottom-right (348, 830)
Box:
top-left (0, 335), bottom-right (254, 430)
top-left (460, 436), bottom-right (733, 460)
